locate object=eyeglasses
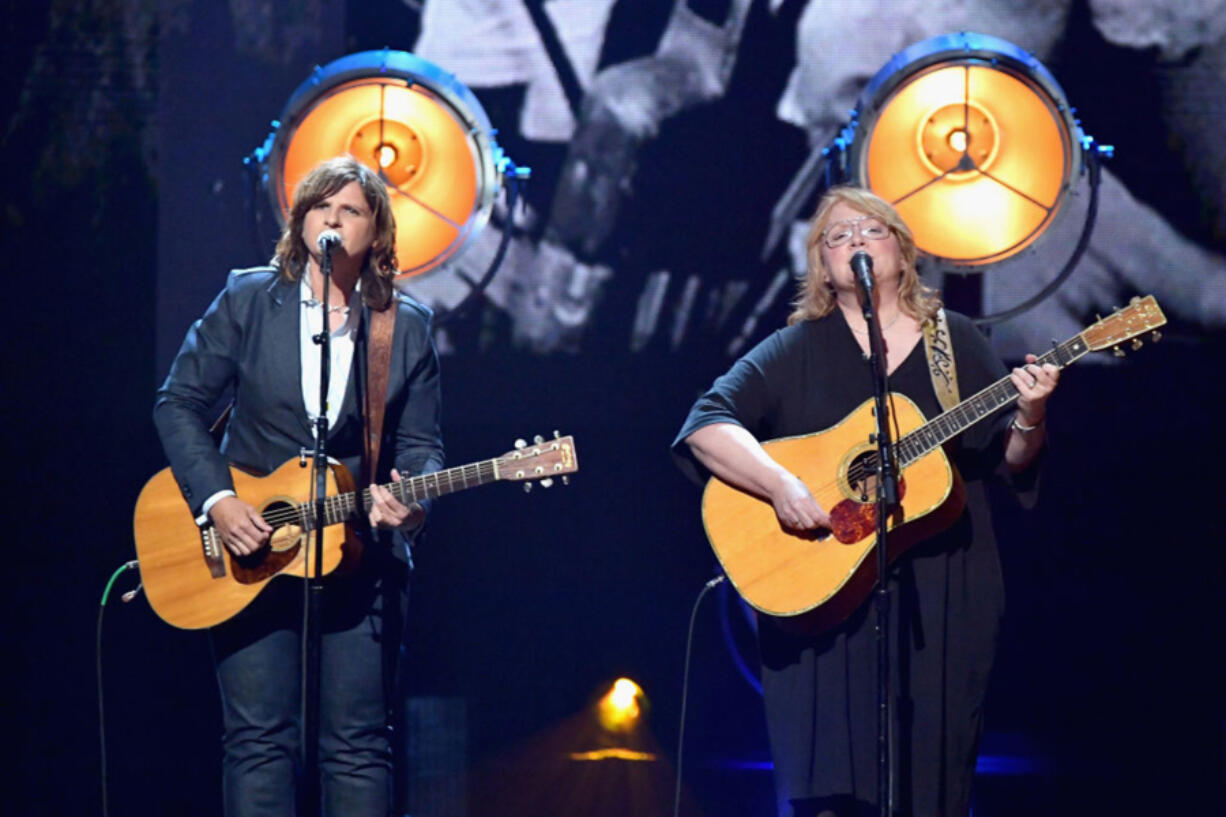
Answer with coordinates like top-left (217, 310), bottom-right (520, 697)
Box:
top-left (821, 216), bottom-right (891, 248)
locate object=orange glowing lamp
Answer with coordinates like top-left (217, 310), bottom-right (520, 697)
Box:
top-left (257, 51), bottom-right (509, 279)
top-left (846, 33), bottom-right (1083, 268)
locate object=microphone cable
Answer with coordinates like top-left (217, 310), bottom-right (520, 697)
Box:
top-left (97, 559), bottom-right (142, 817)
top-left (673, 573), bottom-right (727, 817)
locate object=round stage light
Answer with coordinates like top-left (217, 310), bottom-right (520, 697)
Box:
top-left (255, 50), bottom-right (510, 279)
top-left (846, 32), bottom-right (1083, 269)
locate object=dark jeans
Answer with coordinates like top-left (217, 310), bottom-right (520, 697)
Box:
top-left (210, 557), bottom-right (408, 817)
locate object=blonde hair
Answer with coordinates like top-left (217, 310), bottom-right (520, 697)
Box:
top-left (273, 156), bottom-right (399, 311)
top-left (787, 186), bottom-right (941, 326)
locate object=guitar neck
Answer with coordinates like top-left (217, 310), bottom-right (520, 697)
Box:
top-left (297, 434), bottom-right (578, 529)
top-left (897, 332), bottom-right (1091, 467)
top-left (314, 459), bottom-right (504, 528)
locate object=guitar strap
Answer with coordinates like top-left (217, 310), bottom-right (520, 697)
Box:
top-left (363, 302), bottom-right (400, 753)
top-left (922, 308), bottom-right (960, 411)
top-left (361, 302), bottom-right (397, 487)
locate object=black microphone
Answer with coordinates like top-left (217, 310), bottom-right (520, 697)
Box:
top-left (317, 230), bottom-right (342, 253)
top-left (851, 251), bottom-right (874, 296)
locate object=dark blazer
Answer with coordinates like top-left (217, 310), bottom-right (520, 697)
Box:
top-left (154, 266), bottom-right (445, 518)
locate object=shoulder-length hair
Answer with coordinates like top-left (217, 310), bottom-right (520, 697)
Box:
top-left (787, 185), bottom-right (941, 326)
top-left (273, 155), bottom-right (399, 311)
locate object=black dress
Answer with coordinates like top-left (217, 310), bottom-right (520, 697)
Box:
top-left (674, 310), bottom-right (1029, 817)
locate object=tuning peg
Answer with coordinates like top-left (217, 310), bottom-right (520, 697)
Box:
top-left (533, 434), bottom-right (544, 444)
top-left (562, 475), bottom-right (570, 486)
top-left (1113, 346), bottom-right (1126, 358)
top-left (540, 478), bottom-right (554, 488)
top-left (514, 438), bottom-right (527, 450)
top-left (1131, 338), bottom-right (1143, 351)
top-left (1130, 295), bottom-right (1141, 305)
top-left (553, 430), bottom-right (561, 439)
top-left (523, 482), bottom-right (532, 493)
top-left (1151, 330), bottom-right (1162, 342)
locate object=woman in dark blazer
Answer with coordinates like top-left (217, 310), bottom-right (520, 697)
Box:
top-left (154, 155), bottom-right (444, 817)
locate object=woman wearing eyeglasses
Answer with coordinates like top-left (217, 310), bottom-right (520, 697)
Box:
top-left (673, 186), bottom-right (1058, 817)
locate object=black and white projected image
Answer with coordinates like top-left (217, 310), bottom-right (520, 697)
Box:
top-left (408, 0), bottom-right (1226, 359)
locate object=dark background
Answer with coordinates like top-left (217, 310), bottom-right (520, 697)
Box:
top-left (5, 1), bottom-right (1224, 816)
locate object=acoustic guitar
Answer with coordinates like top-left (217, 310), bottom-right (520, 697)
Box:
top-left (133, 434), bottom-right (579, 629)
top-left (701, 296), bottom-right (1166, 634)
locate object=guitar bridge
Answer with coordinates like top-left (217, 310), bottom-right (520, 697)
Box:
top-left (201, 527), bottom-right (227, 578)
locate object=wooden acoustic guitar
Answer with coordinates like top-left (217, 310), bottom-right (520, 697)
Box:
top-left (701, 296), bottom-right (1167, 634)
top-left (133, 434), bottom-right (579, 629)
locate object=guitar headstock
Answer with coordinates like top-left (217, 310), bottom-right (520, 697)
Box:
top-left (1082, 295), bottom-right (1168, 355)
top-left (499, 432), bottom-right (579, 490)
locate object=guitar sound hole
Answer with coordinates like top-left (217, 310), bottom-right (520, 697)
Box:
top-left (263, 500), bottom-right (304, 554)
top-left (228, 501), bottom-right (304, 584)
top-left (847, 451), bottom-right (880, 503)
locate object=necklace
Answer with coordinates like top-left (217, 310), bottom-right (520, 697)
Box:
top-left (305, 291), bottom-right (351, 315)
top-left (306, 299), bottom-right (349, 315)
top-left (850, 312), bottom-right (902, 335)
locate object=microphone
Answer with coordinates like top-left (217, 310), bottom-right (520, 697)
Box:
top-left (851, 251), bottom-right (874, 296)
top-left (317, 230), bottom-right (342, 253)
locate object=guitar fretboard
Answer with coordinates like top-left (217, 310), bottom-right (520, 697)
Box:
top-left (895, 332), bottom-right (1090, 467)
top-left (303, 458), bottom-right (504, 528)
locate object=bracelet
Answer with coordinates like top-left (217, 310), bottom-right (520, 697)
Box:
top-left (1011, 415), bottom-right (1044, 433)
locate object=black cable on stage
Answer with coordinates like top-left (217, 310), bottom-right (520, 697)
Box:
top-left (97, 560), bottom-right (142, 817)
top-left (673, 573), bottom-right (727, 817)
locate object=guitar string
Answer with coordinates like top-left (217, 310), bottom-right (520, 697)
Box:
top-left (836, 330), bottom-right (1094, 488)
top-left (834, 343), bottom-right (1077, 490)
top-left (235, 461), bottom-right (504, 530)
top-left (775, 326), bottom-right (1129, 509)
top-left (255, 472), bottom-right (482, 527)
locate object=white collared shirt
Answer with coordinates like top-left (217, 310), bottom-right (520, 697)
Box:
top-left (299, 276), bottom-right (361, 432)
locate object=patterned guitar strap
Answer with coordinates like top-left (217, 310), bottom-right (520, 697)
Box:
top-left (923, 308), bottom-right (960, 411)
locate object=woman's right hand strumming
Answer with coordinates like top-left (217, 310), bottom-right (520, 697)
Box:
top-left (768, 470), bottom-right (831, 531)
top-left (686, 422), bottom-right (832, 531)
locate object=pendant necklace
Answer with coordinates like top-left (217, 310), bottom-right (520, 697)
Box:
top-left (851, 312), bottom-right (902, 335)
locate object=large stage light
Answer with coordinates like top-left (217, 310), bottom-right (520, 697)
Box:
top-left (252, 50), bottom-right (520, 279)
top-left (844, 32), bottom-right (1089, 269)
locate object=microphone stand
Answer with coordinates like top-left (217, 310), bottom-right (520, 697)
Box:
top-left (303, 239), bottom-right (336, 817)
top-left (855, 259), bottom-right (899, 817)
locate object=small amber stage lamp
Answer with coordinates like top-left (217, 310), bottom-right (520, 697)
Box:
top-left (595, 677), bottom-right (645, 735)
top-left (569, 676), bottom-right (657, 762)
top-left (253, 50), bottom-right (512, 280)
top-left (846, 32), bottom-right (1083, 269)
